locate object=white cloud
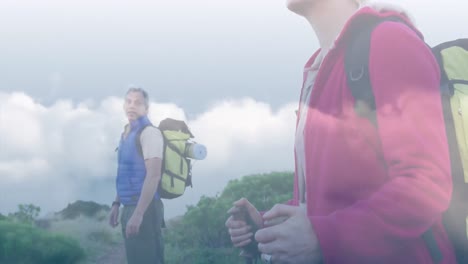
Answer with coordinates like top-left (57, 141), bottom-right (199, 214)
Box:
top-left (188, 98), bottom-right (296, 168)
top-left (0, 92), bottom-right (296, 218)
top-left (0, 158), bottom-right (49, 182)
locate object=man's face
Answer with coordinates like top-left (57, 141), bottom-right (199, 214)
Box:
top-left (123, 91), bottom-right (148, 121)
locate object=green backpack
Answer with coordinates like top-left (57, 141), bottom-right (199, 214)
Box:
top-left (345, 17), bottom-right (468, 263)
top-left (138, 118), bottom-right (195, 199)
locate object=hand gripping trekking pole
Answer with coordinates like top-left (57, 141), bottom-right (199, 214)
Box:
top-left (231, 206), bottom-right (260, 264)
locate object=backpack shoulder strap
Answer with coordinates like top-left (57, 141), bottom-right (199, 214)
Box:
top-left (344, 19), bottom-right (380, 126)
top-left (344, 17), bottom-right (405, 126)
top-left (345, 17), bottom-right (444, 263)
top-left (136, 124), bottom-right (156, 157)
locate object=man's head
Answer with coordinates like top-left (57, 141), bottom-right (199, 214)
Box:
top-left (123, 87), bottom-right (149, 121)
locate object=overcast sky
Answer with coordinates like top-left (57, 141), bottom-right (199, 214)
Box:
top-left (1, 0), bottom-right (468, 219)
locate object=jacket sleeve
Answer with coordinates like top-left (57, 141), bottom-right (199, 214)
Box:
top-left (310, 22), bottom-right (451, 262)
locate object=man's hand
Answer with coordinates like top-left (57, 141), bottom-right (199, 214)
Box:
top-left (125, 213), bottom-right (144, 238)
top-left (255, 204), bottom-right (322, 264)
top-left (225, 198), bottom-right (263, 248)
top-left (109, 205), bottom-right (120, 228)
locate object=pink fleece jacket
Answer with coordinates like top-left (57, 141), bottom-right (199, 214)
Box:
top-left (294, 7), bottom-right (456, 263)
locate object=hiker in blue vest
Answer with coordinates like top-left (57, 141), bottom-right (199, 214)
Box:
top-left (108, 87), bottom-right (165, 264)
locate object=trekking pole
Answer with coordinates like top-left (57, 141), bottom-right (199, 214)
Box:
top-left (231, 206), bottom-right (260, 264)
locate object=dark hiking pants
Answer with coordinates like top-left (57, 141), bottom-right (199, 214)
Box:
top-left (121, 198), bottom-right (164, 264)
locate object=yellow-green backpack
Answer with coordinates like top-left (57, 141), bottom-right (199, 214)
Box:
top-left (138, 118), bottom-right (195, 199)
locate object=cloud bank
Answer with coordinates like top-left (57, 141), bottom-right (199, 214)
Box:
top-left (0, 92), bottom-right (297, 218)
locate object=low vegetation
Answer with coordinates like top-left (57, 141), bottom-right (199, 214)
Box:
top-left (1, 171), bottom-right (294, 264)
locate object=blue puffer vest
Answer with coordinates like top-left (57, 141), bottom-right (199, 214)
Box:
top-left (116, 115), bottom-right (159, 205)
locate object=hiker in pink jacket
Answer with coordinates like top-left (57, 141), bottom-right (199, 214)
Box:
top-left (225, 0), bottom-right (457, 263)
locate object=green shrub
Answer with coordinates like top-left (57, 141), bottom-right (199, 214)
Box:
top-left (0, 220), bottom-right (85, 264)
top-left (8, 204), bottom-right (41, 225)
top-left (164, 171), bottom-right (293, 264)
top-left (48, 215), bottom-right (122, 263)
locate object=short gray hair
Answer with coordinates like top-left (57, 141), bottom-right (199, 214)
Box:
top-left (126, 87), bottom-right (149, 108)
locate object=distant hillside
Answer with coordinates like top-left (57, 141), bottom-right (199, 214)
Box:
top-left (58, 200), bottom-right (110, 220)
top-left (47, 201), bottom-right (123, 264)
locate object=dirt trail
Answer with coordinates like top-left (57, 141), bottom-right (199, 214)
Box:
top-left (95, 243), bottom-right (126, 264)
